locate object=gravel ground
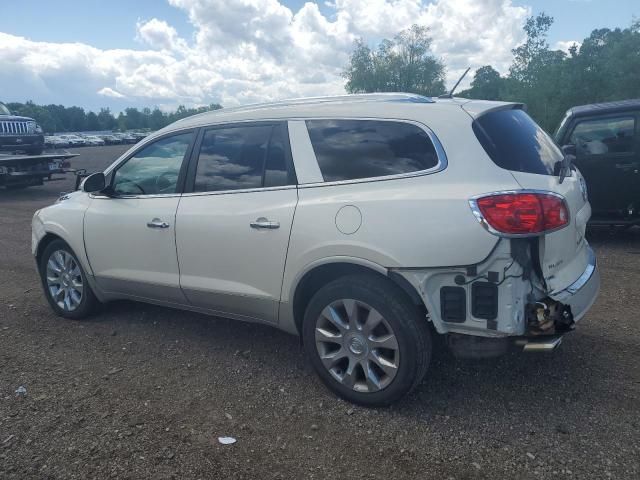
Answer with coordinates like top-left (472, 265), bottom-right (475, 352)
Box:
top-left (1, 145), bottom-right (639, 479)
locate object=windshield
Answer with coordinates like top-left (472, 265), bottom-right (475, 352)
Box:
top-left (0, 104), bottom-right (10, 116)
top-left (473, 108), bottom-right (564, 176)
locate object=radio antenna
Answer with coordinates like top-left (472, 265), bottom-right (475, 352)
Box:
top-left (439, 67), bottom-right (471, 99)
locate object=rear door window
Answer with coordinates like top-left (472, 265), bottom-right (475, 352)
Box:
top-left (192, 123), bottom-right (294, 192)
top-left (473, 108), bottom-right (563, 176)
top-left (569, 117), bottom-right (636, 157)
top-left (305, 119), bottom-right (440, 182)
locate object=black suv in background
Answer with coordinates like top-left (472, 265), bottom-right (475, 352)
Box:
top-left (555, 99), bottom-right (640, 227)
top-left (0, 103), bottom-right (45, 155)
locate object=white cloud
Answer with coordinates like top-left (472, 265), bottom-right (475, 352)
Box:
top-left (554, 40), bottom-right (581, 53)
top-left (136, 18), bottom-right (188, 52)
top-left (97, 87), bottom-right (125, 98)
top-left (0, 0), bottom-right (531, 110)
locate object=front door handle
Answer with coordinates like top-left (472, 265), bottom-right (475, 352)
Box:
top-left (147, 218), bottom-right (170, 229)
top-left (250, 217), bottom-right (280, 230)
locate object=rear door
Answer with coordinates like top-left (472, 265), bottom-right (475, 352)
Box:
top-left (175, 122), bottom-right (298, 323)
top-left (567, 114), bottom-right (638, 216)
top-left (471, 107), bottom-right (591, 294)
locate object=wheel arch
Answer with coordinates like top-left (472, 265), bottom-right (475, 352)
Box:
top-left (35, 232), bottom-right (65, 267)
top-left (289, 259), bottom-right (427, 337)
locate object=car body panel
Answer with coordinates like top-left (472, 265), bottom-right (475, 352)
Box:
top-left (83, 195), bottom-right (187, 304)
top-left (176, 187), bottom-right (298, 324)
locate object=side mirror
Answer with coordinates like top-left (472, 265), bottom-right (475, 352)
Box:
top-left (82, 172), bottom-right (106, 193)
top-left (562, 144), bottom-right (576, 156)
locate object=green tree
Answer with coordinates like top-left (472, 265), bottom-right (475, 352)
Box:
top-left (97, 108), bottom-right (117, 131)
top-left (85, 111), bottom-right (101, 131)
top-left (343, 24), bottom-right (446, 96)
top-left (459, 66), bottom-right (503, 100)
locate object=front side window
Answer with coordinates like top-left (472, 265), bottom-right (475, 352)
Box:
top-left (193, 123), bottom-right (293, 192)
top-left (0, 104), bottom-right (10, 115)
top-left (473, 108), bottom-right (563, 176)
top-left (112, 132), bottom-right (193, 195)
top-left (306, 120), bottom-right (440, 182)
top-left (570, 117), bottom-right (636, 157)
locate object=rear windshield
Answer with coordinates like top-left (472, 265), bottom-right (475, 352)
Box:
top-left (472, 108), bottom-right (563, 176)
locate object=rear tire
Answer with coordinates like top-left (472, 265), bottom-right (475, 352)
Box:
top-left (39, 239), bottom-right (98, 319)
top-left (302, 274), bottom-right (431, 406)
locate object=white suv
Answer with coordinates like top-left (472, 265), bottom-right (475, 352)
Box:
top-left (32, 94), bottom-right (600, 406)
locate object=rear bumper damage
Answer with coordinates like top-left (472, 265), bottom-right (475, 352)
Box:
top-left (394, 241), bottom-right (600, 358)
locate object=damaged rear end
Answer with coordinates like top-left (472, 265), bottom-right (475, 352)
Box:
top-left (464, 103), bottom-right (599, 353)
top-left (396, 101), bottom-right (600, 358)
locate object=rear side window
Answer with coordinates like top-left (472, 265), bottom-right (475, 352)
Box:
top-left (570, 116), bottom-right (636, 156)
top-left (305, 119), bottom-right (440, 182)
top-left (473, 109), bottom-right (563, 176)
top-left (193, 123), bottom-right (293, 192)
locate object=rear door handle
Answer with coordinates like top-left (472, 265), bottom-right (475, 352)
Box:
top-left (147, 218), bottom-right (170, 229)
top-left (250, 217), bottom-right (280, 229)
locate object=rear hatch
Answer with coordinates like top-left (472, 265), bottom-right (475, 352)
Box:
top-left (467, 104), bottom-right (591, 295)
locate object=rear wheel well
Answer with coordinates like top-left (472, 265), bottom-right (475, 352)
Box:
top-left (292, 263), bottom-right (427, 336)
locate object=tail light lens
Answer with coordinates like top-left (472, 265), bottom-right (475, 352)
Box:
top-left (471, 192), bottom-right (569, 236)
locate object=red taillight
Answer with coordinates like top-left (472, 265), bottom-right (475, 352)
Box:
top-left (472, 192), bottom-right (569, 236)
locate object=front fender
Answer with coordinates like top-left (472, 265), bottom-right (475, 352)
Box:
top-left (32, 195), bottom-right (93, 276)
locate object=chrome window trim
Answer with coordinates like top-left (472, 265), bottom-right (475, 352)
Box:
top-left (468, 189), bottom-right (571, 238)
top-left (181, 184), bottom-right (297, 198)
top-left (89, 192), bottom-right (183, 200)
top-left (296, 117), bottom-right (448, 188)
top-left (104, 116), bottom-right (448, 195)
top-left (90, 185), bottom-right (297, 200)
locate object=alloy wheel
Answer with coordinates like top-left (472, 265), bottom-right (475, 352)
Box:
top-left (314, 299), bottom-right (400, 393)
top-left (45, 250), bottom-right (84, 312)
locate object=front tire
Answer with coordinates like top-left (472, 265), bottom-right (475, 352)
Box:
top-left (39, 239), bottom-right (98, 319)
top-left (302, 274), bottom-right (431, 407)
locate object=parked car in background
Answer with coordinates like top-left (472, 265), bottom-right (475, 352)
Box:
top-left (32, 94), bottom-right (600, 406)
top-left (83, 135), bottom-right (106, 146)
top-left (555, 99), bottom-right (640, 227)
top-left (48, 136), bottom-right (71, 148)
top-left (131, 132), bottom-right (149, 142)
top-left (0, 102), bottom-right (45, 155)
top-left (116, 133), bottom-right (137, 144)
top-left (99, 134), bottom-right (121, 145)
top-left (57, 135), bottom-right (86, 147)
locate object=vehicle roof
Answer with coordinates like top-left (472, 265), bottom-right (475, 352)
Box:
top-left (565, 98), bottom-right (640, 118)
top-left (163, 93), bottom-right (516, 133)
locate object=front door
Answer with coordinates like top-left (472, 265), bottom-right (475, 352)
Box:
top-left (569, 114), bottom-right (639, 217)
top-left (176, 122), bottom-right (298, 323)
top-left (84, 130), bottom-right (195, 303)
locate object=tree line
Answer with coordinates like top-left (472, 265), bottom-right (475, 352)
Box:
top-left (1, 102), bottom-right (222, 134)
top-left (344, 14), bottom-right (640, 132)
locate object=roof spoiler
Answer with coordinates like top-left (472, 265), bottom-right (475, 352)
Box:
top-left (461, 101), bottom-right (526, 119)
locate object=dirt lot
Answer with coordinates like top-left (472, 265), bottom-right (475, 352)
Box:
top-left (0, 145), bottom-right (639, 479)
